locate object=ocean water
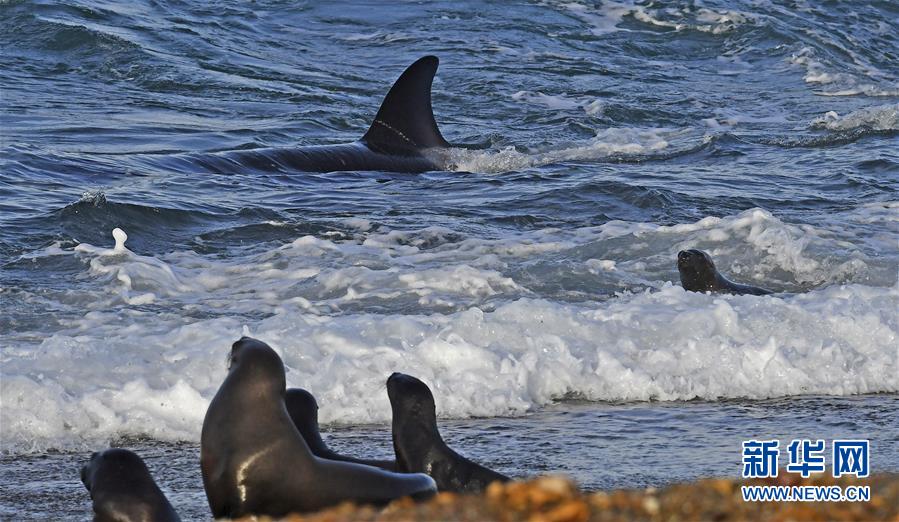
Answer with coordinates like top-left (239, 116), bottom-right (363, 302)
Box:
top-left (1, 0), bottom-right (897, 518)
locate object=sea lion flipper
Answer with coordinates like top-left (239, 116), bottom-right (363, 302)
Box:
top-left (361, 56), bottom-right (450, 155)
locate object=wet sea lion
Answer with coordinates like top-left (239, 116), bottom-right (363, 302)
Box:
top-left (80, 448), bottom-right (180, 522)
top-left (285, 388), bottom-right (397, 471)
top-left (201, 337), bottom-right (436, 519)
top-left (677, 249), bottom-right (773, 296)
top-left (387, 372), bottom-right (510, 492)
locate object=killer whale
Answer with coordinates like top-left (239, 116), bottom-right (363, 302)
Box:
top-left (207, 56), bottom-right (450, 174)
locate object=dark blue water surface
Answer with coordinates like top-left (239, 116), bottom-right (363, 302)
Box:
top-left (2, 0), bottom-right (896, 258)
top-left (1, 0), bottom-right (898, 519)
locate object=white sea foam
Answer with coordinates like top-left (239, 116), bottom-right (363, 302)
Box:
top-left (512, 91), bottom-right (604, 115)
top-left (631, 7), bottom-right (748, 34)
top-left (558, 1), bottom-right (632, 36)
top-left (556, 1), bottom-right (753, 36)
top-left (448, 126), bottom-right (683, 173)
top-left (2, 204), bottom-right (897, 453)
top-left (810, 103), bottom-right (899, 132)
top-left (790, 47), bottom-right (899, 97)
top-left (560, 1), bottom-right (896, 97)
top-left (340, 31), bottom-right (414, 44)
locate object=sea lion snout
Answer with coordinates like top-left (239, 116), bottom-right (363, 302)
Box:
top-left (677, 249), bottom-right (698, 267)
top-left (229, 337), bottom-right (259, 368)
top-left (232, 337), bottom-right (253, 350)
top-left (386, 372), bottom-right (420, 395)
top-left (678, 249), bottom-right (711, 268)
top-left (81, 451), bottom-right (100, 489)
top-left (386, 373), bottom-right (403, 399)
top-left (232, 336), bottom-right (273, 352)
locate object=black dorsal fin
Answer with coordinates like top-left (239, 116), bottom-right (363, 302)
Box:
top-left (361, 56), bottom-right (450, 155)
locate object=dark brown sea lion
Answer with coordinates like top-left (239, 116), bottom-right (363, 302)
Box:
top-left (80, 448), bottom-right (180, 522)
top-left (387, 372), bottom-right (510, 493)
top-left (285, 388), bottom-right (396, 471)
top-left (200, 337), bottom-right (436, 519)
top-left (677, 249), bottom-right (773, 296)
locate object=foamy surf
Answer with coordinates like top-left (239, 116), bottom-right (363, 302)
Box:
top-left (447, 127), bottom-right (690, 173)
top-left (2, 204), bottom-right (896, 454)
top-left (555, 1), bottom-right (753, 36)
top-left (4, 1), bottom-right (898, 516)
top-left (810, 103), bottom-right (899, 132)
top-left (2, 283), bottom-right (896, 454)
top-left (789, 47), bottom-right (899, 97)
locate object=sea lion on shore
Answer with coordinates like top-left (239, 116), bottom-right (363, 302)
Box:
top-left (285, 388), bottom-right (397, 471)
top-left (387, 372), bottom-right (510, 492)
top-left (677, 249), bottom-right (773, 296)
top-left (80, 448), bottom-right (180, 522)
top-left (200, 337), bottom-right (436, 519)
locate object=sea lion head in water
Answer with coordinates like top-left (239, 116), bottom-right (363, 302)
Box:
top-left (81, 448), bottom-right (180, 522)
top-left (201, 337), bottom-right (436, 519)
top-left (387, 372), bottom-right (510, 492)
top-left (677, 249), bottom-right (773, 296)
top-left (677, 249), bottom-right (720, 292)
top-left (284, 388), bottom-right (396, 471)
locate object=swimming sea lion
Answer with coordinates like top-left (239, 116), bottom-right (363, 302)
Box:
top-left (285, 388), bottom-right (396, 471)
top-left (80, 448), bottom-right (180, 522)
top-left (200, 337), bottom-right (436, 519)
top-left (387, 372), bottom-right (510, 492)
top-left (677, 249), bottom-right (773, 296)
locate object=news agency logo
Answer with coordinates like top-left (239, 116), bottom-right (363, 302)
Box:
top-left (741, 439), bottom-right (870, 479)
top-left (742, 440), bottom-right (779, 479)
top-left (786, 439), bottom-right (825, 477)
top-left (741, 439), bottom-right (871, 503)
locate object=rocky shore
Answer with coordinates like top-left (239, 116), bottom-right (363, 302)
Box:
top-left (238, 472), bottom-right (898, 522)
